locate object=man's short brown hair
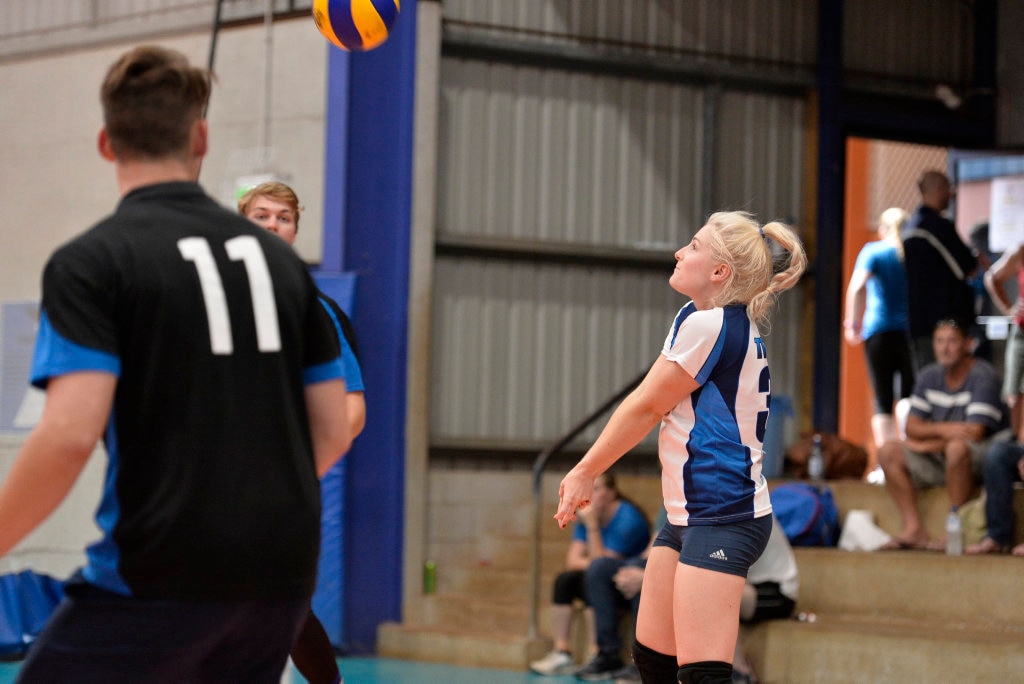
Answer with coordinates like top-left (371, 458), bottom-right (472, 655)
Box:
top-left (100, 45), bottom-right (210, 160)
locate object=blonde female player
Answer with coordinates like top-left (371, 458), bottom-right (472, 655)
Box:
top-left (555, 212), bottom-right (806, 684)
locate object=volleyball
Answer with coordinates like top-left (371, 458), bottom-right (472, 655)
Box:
top-left (312, 0), bottom-right (400, 52)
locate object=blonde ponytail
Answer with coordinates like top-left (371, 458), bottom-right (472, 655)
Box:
top-left (704, 212), bottom-right (807, 330)
top-left (878, 207), bottom-right (908, 260)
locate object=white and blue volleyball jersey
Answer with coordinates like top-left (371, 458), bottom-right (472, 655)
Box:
top-left (658, 302), bottom-right (773, 526)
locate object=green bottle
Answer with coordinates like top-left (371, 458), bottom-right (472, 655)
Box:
top-left (423, 560), bottom-right (436, 594)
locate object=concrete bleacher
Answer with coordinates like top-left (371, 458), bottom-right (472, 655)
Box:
top-left (377, 475), bottom-right (1024, 682)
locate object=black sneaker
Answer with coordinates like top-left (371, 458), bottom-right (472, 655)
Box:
top-left (609, 662), bottom-right (641, 682)
top-left (575, 652), bottom-right (624, 681)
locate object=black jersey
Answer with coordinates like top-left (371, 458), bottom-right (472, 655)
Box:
top-left (30, 182), bottom-right (343, 601)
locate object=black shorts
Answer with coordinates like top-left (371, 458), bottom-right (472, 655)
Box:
top-left (17, 583), bottom-right (309, 683)
top-left (863, 330), bottom-right (915, 413)
top-left (746, 581), bottom-right (796, 623)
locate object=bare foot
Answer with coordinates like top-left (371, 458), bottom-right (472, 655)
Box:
top-left (878, 535), bottom-right (933, 551)
top-left (1013, 543), bottom-right (1024, 557)
top-left (965, 537), bottom-right (1009, 555)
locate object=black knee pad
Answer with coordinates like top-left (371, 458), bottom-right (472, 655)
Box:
top-left (676, 660), bottom-right (733, 684)
top-left (632, 640), bottom-right (678, 683)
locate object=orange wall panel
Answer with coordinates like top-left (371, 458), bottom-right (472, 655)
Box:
top-left (839, 138), bottom-right (875, 468)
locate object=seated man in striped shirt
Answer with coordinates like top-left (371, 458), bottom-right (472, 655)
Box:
top-left (877, 318), bottom-right (1010, 551)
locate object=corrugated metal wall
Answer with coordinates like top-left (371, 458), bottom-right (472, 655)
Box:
top-left (442, 0), bottom-right (819, 68)
top-left (0, 0), bottom-right (311, 59)
top-left (845, 0), bottom-right (976, 86)
top-left (432, 2), bottom-right (812, 449)
top-left (438, 59), bottom-right (705, 248)
top-left (431, 259), bottom-right (680, 445)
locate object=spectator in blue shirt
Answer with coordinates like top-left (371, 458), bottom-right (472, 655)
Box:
top-left (530, 473), bottom-right (650, 677)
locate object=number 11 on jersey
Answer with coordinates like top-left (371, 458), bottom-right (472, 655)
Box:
top-left (178, 236), bottom-right (282, 355)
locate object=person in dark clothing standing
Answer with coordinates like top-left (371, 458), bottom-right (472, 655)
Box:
top-left (901, 170), bottom-right (977, 370)
top-left (0, 45), bottom-right (351, 683)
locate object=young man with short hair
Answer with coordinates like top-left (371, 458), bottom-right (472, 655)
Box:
top-left (0, 45), bottom-right (351, 682)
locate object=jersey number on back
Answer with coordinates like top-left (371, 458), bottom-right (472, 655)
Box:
top-left (178, 236), bottom-right (282, 355)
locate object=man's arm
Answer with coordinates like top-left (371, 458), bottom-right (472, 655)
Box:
top-left (565, 539), bottom-right (590, 571)
top-left (904, 414), bottom-right (985, 445)
top-left (346, 391), bottom-right (366, 441)
top-left (305, 379), bottom-right (351, 477)
top-left (0, 372), bottom-right (115, 559)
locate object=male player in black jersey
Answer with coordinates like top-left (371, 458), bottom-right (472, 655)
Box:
top-left (0, 45), bottom-right (351, 682)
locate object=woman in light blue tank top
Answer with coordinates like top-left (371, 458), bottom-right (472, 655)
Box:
top-left (843, 207), bottom-right (916, 458)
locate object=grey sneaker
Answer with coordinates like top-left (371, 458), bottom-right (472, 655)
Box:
top-left (530, 649), bottom-right (576, 676)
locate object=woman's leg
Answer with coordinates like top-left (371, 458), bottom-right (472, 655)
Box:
top-left (633, 546), bottom-right (680, 683)
top-left (550, 570), bottom-right (585, 651)
top-left (634, 546), bottom-right (677, 656)
top-left (549, 604), bottom-right (575, 652)
top-left (672, 564), bottom-right (746, 665)
top-left (870, 413), bottom-right (897, 453)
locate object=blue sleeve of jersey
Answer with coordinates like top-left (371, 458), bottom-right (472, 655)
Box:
top-left (572, 522), bottom-right (586, 543)
top-left (854, 243), bottom-right (873, 273)
top-left (303, 357), bottom-right (345, 385)
top-left (303, 289), bottom-right (345, 385)
top-left (30, 311), bottom-right (121, 388)
top-left (337, 328), bottom-right (364, 392)
top-left (318, 297), bottom-right (364, 391)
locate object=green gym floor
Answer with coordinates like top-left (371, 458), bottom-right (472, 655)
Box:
top-left (0, 657), bottom-right (579, 683)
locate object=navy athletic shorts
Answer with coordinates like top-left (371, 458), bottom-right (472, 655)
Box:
top-left (652, 514), bottom-right (772, 578)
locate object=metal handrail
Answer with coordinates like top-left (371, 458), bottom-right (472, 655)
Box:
top-left (527, 370), bottom-right (646, 639)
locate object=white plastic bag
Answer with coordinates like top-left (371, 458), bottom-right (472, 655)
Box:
top-left (838, 509), bottom-right (892, 552)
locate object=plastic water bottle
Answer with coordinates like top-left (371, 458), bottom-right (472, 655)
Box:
top-left (946, 507), bottom-right (962, 556)
top-left (807, 433), bottom-right (825, 481)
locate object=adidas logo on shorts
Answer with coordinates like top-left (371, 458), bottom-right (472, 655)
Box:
top-left (709, 549), bottom-right (728, 561)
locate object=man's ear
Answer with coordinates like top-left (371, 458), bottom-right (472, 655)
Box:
top-left (97, 128), bottom-right (116, 161)
top-left (192, 119), bottom-right (208, 158)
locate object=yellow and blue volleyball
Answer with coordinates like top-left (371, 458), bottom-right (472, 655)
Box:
top-left (313, 0), bottom-right (400, 52)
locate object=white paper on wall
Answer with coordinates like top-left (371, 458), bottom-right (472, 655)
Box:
top-left (989, 176), bottom-right (1024, 254)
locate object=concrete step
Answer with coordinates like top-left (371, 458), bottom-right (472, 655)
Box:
top-left (377, 621), bottom-right (551, 670)
top-left (416, 592), bottom-right (572, 637)
top-left (794, 547), bottom-right (1024, 629)
top-left (419, 593), bottom-right (532, 634)
top-left (474, 534), bottom-right (569, 571)
top-left (436, 563), bottom-right (559, 601)
top-left (744, 613), bottom-right (1024, 683)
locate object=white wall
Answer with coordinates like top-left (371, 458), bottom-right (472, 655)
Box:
top-left (0, 18), bottom-right (330, 576)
